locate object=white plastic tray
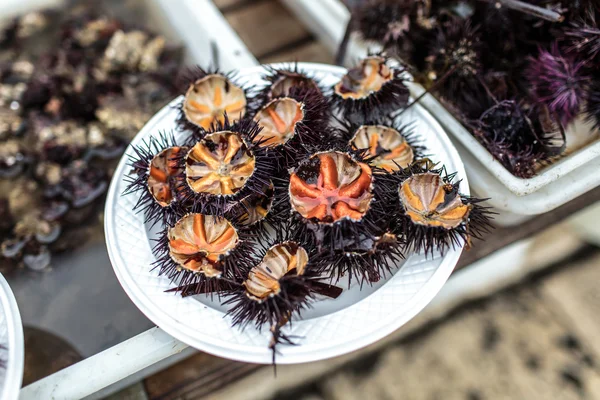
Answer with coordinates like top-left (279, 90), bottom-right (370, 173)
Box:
top-left (0, 274), bottom-right (24, 400)
top-left (105, 63), bottom-right (467, 364)
top-left (418, 88), bottom-right (600, 197)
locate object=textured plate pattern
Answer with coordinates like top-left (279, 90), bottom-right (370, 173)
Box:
top-left (0, 273), bottom-right (24, 400)
top-left (105, 64), bottom-right (468, 364)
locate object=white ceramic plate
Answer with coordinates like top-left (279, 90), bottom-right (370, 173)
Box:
top-left (105, 63), bottom-right (468, 364)
top-left (0, 274), bottom-right (24, 400)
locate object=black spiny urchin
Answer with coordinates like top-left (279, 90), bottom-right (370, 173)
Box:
top-left (425, 18), bottom-right (483, 111)
top-left (176, 67), bottom-right (249, 133)
top-left (123, 131), bottom-right (188, 226)
top-left (470, 100), bottom-right (563, 178)
top-left (380, 161), bottom-right (494, 256)
top-left (154, 212), bottom-right (257, 298)
top-left (175, 116), bottom-right (275, 217)
top-left (354, 0), bottom-right (434, 64)
top-left (252, 63), bottom-right (326, 107)
top-left (223, 228), bottom-right (342, 362)
top-left (565, 12), bottom-right (600, 64)
top-left (585, 75), bottom-right (600, 130)
top-left (286, 148), bottom-right (404, 285)
top-left (331, 55), bottom-right (410, 125)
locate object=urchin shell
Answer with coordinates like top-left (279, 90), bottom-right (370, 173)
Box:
top-left (339, 118), bottom-right (425, 171)
top-left (222, 232), bottom-right (342, 364)
top-left (153, 212), bottom-right (257, 297)
top-left (379, 162), bottom-right (494, 256)
top-left (285, 149), bottom-right (403, 284)
top-left (330, 55), bottom-right (410, 125)
top-left (175, 116), bottom-right (275, 217)
top-left (176, 67), bottom-right (249, 133)
top-left (223, 241), bottom-right (314, 328)
top-left (250, 86), bottom-right (331, 169)
top-left (123, 131), bottom-right (187, 226)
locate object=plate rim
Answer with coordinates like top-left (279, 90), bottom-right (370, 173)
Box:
top-left (105, 62), bottom-right (468, 364)
top-left (0, 273), bottom-right (24, 400)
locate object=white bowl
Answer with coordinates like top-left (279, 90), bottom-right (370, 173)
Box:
top-left (0, 274), bottom-right (24, 400)
top-left (104, 63), bottom-right (467, 364)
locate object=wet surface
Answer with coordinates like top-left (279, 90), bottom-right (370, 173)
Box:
top-left (7, 238), bottom-right (153, 358)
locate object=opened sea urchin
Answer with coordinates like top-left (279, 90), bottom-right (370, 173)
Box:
top-left (331, 55), bottom-right (409, 124)
top-left (177, 68), bottom-right (247, 132)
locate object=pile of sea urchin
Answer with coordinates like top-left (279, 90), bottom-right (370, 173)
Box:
top-left (124, 56), bottom-right (494, 361)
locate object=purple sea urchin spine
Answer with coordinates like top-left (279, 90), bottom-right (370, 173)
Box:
top-left (526, 45), bottom-right (590, 126)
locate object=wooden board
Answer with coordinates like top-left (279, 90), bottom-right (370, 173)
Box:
top-left (144, 352), bottom-right (259, 399)
top-left (224, 0), bottom-right (311, 59)
top-left (212, 0), bottom-right (249, 10)
top-left (260, 40), bottom-right (334, 64)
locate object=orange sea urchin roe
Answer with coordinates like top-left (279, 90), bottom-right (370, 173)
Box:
top-left (253, 98), bottom-right (304, 146)
top-left (350, 125), bottom-right (414, 171)
top-left (147, 146), bottom-right (184, 206)
top-left (185, 131), bottom-right (256, 196)
top-left (334, 56), bottom-right (393, 100)
top-left (289, 151), bottom-right (373, 223)
top-left (244, 242), bottom-right (308, 301)
top-left (183, 75), bottom-right (246, 130)
top-left (168, 213), bottom-right (239, 276)
top-left (399, 173), bottom-right (472, 229)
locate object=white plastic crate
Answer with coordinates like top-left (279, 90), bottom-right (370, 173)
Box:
top-left (282, 0), bottom-right (600, 224)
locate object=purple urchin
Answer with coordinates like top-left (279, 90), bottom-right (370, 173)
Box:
top-left (379, 161), bottom-right (494, 256)
top-left (175, 116), bottom-right (275, 217)
top-left (122, 131), bottom-right (188, 226)
top-left (176, 66), bottom-right (249, 134)
top-left (526, 45), bottom-right (591, 126)
top-left (564, 9), bottom-right (600, 64)
top-left (330, 55), bottom-right (410, 125)
top-left (153, 212), bottom-right (257, 298)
